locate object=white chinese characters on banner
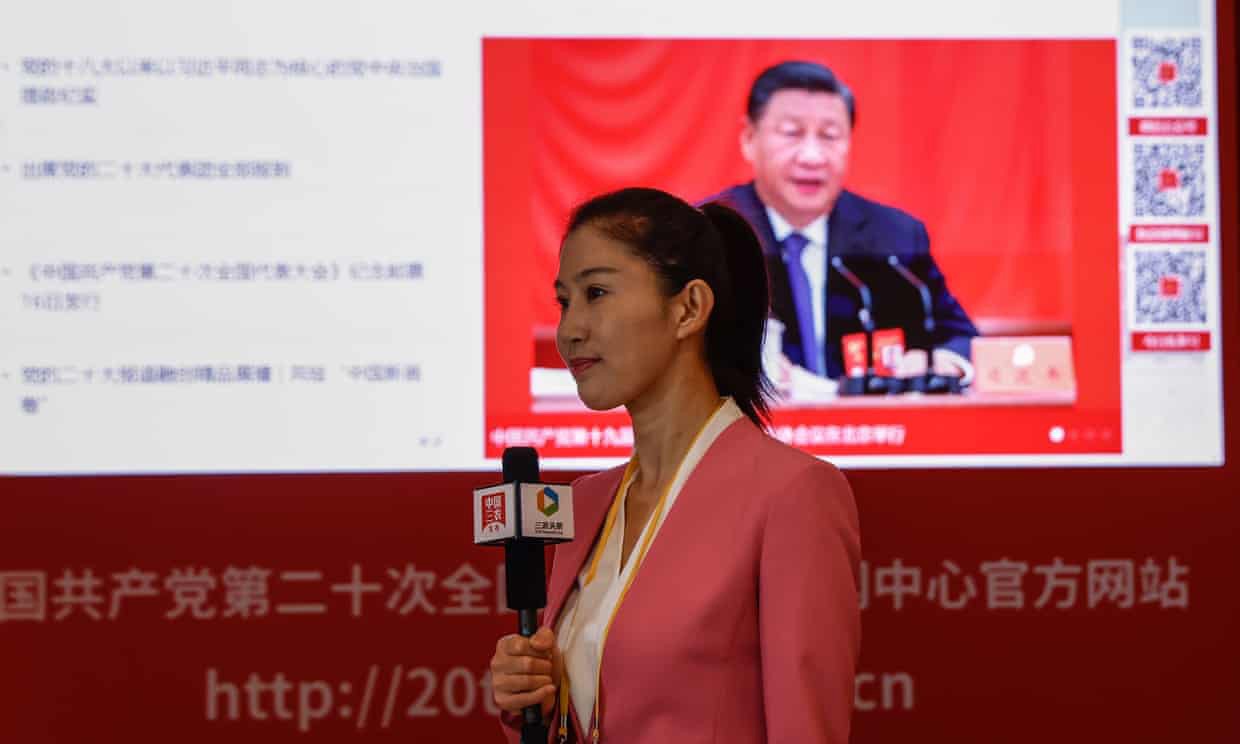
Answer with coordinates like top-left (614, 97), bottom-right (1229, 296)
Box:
top-left (0, 572), bottom-right (47, 621)
top-left (1, 557), bottom-right (1191, 623)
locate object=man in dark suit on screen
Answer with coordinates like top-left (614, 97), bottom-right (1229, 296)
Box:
top-left (707, 60), bottom-right (978, 384)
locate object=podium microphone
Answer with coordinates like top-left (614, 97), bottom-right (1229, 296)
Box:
top-left (830, 256), bottom-right (884, 395)
top-left (886, 255), bottom-right (935, 336)
top-left (474, 447), bottom-right (574, 744)
top-left (886, 255), bottom-right (961, 394)
top-left (830, 256), bottom-right (874, 333)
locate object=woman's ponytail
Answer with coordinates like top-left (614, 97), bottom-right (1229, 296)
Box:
top-left (700, 201), bottom-right (774, 427)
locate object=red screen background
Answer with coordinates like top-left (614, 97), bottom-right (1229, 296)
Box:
top-left (484, 39), bottom-right (1121, 457)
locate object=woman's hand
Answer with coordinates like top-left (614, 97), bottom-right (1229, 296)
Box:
top-left (489, 627), bottom-right (564, 719)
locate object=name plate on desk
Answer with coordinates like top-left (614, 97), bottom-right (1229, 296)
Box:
top-left (972, 336), bottom-right (1076, 397)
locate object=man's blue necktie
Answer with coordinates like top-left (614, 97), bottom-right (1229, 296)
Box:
top-left (781, 232), bottom-right (823, 375)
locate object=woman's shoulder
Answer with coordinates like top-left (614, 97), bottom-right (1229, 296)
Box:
top-left (714, 418), bottom-right (851, 498)
top-left (717, 422), bottom-right (857, 548)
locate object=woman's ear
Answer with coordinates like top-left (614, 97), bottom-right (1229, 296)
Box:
top-left (672, 279), bottom-right (715, 340)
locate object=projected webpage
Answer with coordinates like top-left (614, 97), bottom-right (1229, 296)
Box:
top-left (0, 0), bottom-right (1226, 473)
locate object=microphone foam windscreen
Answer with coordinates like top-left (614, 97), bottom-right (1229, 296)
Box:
top-left (501, 446), bottom-right (539, 484)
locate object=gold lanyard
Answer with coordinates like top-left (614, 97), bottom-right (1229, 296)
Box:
top-left (559, 400), bottom-right (725, 743)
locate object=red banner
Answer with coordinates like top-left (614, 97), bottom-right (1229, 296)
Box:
top-left (4, 462), bottom-right (1240, 742)
top-left (1131, 331), bottom-right (1212, 351)
top-left (1128, 116), bottom-right (1210, 135)
top-left (1129, 224), bottom-right (1210, 242)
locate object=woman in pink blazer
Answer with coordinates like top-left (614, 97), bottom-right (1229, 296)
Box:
top-left (490, 187), bottom-right (861, 743)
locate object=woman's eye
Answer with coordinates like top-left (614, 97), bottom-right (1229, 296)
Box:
top-left (555, 296), bottom-right (568, 311)
top-left (586, 286), bottom-right (606, 300)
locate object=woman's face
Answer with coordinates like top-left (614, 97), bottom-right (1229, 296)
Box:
top-left (554, 224), bottom-right (680, 411)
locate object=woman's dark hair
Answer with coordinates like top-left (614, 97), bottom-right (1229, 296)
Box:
top-left (566, 187), bottom-right (774, 427)
top-left (747, 59), bottom-right (856, 127)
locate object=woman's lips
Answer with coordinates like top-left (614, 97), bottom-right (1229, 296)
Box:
top-left (568, 358), bottom-right (599, 376)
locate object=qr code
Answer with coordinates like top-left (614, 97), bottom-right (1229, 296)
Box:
top-left (1133, 249), bottom-right (1207, 324)
top-left (1132, 36), bottom-right (1203, 108)
top-left (1133, 143), bottom-right (1206, 217)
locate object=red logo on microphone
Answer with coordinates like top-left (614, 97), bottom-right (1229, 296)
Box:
top-left (480, 490), bottom-right (507, 535)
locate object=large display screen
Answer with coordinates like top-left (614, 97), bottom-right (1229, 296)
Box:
top-left (0, 0), bottom-right (1227, 473)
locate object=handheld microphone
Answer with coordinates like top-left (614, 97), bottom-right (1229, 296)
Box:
top-left (474, 447), bottom-right (574, 744)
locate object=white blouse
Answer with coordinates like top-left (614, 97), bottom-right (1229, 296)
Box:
top-left (554, 398), bottom-right (744, 734)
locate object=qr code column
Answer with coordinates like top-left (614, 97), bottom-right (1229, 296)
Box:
top-left (1121, 33), bottom-right (1216, 353)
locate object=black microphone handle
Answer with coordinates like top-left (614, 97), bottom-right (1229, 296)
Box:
top-left (519, 606), bottom-right (548, 741)
top-left (521, 722), bottom-right (548, 744)
top-left (500, 447), bottom-right (552, 741)
top-left (518, 607), bottom-right (539, 636)
top-left (518, 605), bottom-right (540, 719)
top-left (509, 545), bottom-right (549, 739)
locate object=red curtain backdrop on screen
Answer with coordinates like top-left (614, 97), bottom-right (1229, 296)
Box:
top-left (521, 40), bottom-right (1085, 332)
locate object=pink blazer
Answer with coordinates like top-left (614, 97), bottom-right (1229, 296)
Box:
top-left (501, 416), bottom-right (861, 743)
